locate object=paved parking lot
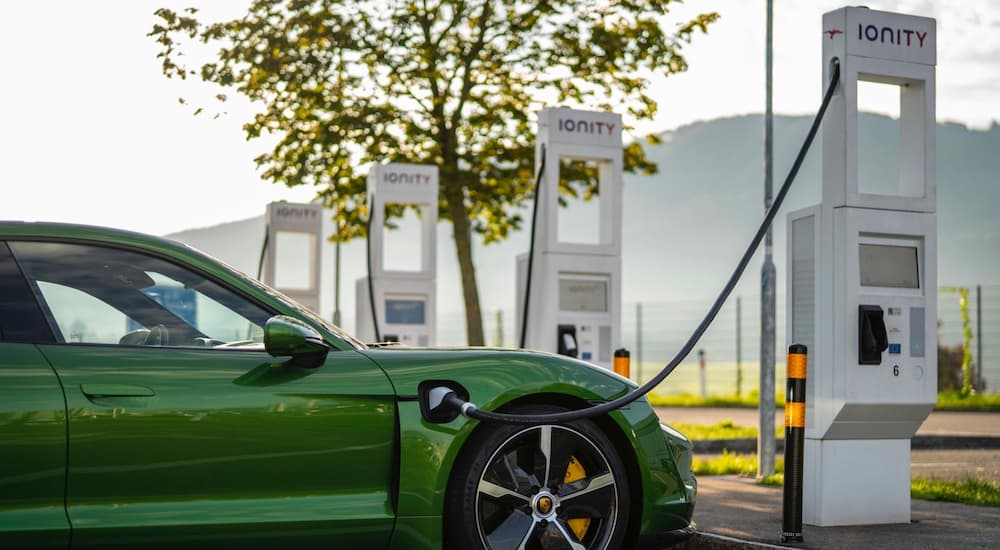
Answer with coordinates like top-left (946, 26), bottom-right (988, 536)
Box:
top-left (679, 475), bottom-right (1000, 549)
top-left (910, 448), bottom-right (1000, 482)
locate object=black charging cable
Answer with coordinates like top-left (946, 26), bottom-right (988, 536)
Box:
top-left (433, 59), bottom-right (842, 425)
top-left (256, 225), bottom-right (269, 280)
top-left (366, 193), bottom-right (382, 343)
top-left (519, 143), bottom-right (547, 349)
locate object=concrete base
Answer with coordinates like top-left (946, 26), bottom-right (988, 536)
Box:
top-left (804, 438), bottom-right (911, 526)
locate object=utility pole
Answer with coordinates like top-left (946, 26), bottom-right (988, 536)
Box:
top-left (977, 285), bottom-right (983, 390)
top-left (637, 302), bottom-right (644, 385)
top-left (333, 219), bottom-right (342, 326)
top-left (698, 349), bottom-right (708, 398)
top-left (737, 296), bottom-right (743, 397)
top-left (494, 309), bottom-right (505, 347)
top-left (759, 0), bottom-right (777, 478)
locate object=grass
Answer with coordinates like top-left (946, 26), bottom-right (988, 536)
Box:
top-left (648, 390), bottom-right (785, 408)
top-left (759, 473), bottom-right (783, 486)
top-left (672, 420), bottom-right (783, 441)
top-left (911, 477), bottom-right (1000, 506)
top-left (691, 450), bottom-right (783, 476)
top-left (936, 391), bottom-right (1000, 411)
top-left (650, 390), bottom-right (1000, 412)
top-left (693, 454), bottom-right (1000, 507)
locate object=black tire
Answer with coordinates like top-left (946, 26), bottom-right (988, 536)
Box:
top-left (446, 406), bottom-right (630, 550)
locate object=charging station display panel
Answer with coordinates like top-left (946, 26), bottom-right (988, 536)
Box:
top-left (859, 244), bottom-right (919, 288)
top-left (559, 278), bottom-right (608, 313)
top-left (385, 299), bottom-right (426, 325)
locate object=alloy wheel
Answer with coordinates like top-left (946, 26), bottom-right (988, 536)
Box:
top-left (474, 424), bottom-right (619, 550)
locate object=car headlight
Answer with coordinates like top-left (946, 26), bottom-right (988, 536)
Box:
top-left (660, 422), bottom-right (695, 499)
top-left (660, 422), bottom-right (691, 446)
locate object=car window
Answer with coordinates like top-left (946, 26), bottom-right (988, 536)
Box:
top-left (36, 281), bottom-right (134, 344)
top-left (9, 241), bottom-right (271, 349)
top-left (0, 241), bottom-right (55, 343)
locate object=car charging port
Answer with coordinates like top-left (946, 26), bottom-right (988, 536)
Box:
top-left (418, 381), bottom-right (473, 424)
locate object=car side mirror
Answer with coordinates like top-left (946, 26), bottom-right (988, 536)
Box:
top-left (264, 315), bottom-right (330, 367)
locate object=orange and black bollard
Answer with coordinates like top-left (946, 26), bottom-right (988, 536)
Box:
top-left (613, 348), bottom-right (630, 379)
top-left (782, 344), bottom-right (807, 543)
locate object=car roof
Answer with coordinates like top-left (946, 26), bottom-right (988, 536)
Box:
top-left (0, 220), bottom-right (177, 245)
top-left (0, 220), bottom-right (213, 261)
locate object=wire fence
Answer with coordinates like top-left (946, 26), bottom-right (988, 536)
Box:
top-left (438, 284), bottom-right (1000, 395)
top-left (938, 284), bottom-right (997, 392)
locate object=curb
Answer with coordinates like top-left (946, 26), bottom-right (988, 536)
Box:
top-left (671, 532), bottom-right (798, 550)
top-left (911, 435), bottom-right (1000, 449)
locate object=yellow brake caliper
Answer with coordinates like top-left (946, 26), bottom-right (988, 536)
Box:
top-left (563, 456), bottom-right (591, 540)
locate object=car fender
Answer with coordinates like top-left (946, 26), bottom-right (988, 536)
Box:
top-left (362, 348), bottom-right (637, 515)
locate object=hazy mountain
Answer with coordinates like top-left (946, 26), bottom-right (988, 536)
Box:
top-left (622, 113), bottom-right (1000, 302)
top-left (169, 215), bottom-right (266, 278)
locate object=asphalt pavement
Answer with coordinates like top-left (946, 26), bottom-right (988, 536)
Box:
top-left (675, 476), bottom-right (1000, 550)
top-left (653, 407), bottom-right (1000, 549)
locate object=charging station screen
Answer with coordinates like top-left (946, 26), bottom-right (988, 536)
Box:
top-left (559, 279), bottom-right (608, 313)
top-left (859, 244), bottom-right (919, 288)
top-left (385, 299), bottom-right (425, 324)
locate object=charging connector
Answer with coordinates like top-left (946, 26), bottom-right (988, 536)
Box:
top-left (418, 380), bottom-right (472, 423)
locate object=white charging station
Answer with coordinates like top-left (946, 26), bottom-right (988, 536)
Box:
top-left (262, 201), bottom-right (324, 313)
top-left (355, 163), bottom-right (438, 346)
top-left (515, 108), bottom-right (623, 370)
top-left (786, 6), bottom-right (936, 526)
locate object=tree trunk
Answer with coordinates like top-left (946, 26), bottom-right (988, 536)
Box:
top-left (444, 185), bottom-right (485, 346)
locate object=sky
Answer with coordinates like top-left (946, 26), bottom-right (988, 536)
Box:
top-left (0, 1), bottom-right (998, 237)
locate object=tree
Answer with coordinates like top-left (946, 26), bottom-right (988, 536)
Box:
top-left (150, 0), bottom-right (718, 345)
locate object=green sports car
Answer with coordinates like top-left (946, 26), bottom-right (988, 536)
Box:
top-left (0, 221), bottom-right (695, 549)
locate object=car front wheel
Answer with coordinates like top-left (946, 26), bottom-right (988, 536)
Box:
top-left (446, 408), bottom-right (630, 549)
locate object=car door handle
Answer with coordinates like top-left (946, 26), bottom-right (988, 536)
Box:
top-left (80, 384), bottom-right (156, 398)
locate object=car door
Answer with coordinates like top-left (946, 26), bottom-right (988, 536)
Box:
top-left (0, 242), bottom-right (69, 550)
top-left (8, 239), bottom-right (397, 550)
